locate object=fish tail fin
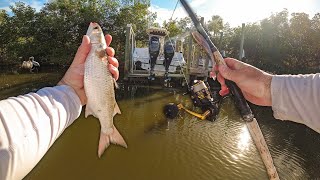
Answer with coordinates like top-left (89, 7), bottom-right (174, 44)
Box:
top-left (98, 126), bottom-right (127, 158)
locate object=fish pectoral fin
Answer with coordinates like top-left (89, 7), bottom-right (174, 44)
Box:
top-left (96, 48), bottom-right (107, 59)
top-left (113, 102), bottom-right (121, 116)
top-left (98, 126), bottom-right (127, 158)
top-left (101, 57), bottom-right (109, 66)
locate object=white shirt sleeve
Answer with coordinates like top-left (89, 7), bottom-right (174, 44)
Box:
top-left (271, 74), bottom-right (320, 133)
top-left (0, 85), bottom-right (82, 180)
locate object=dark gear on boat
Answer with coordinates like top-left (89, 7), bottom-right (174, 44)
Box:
top-left (148, 36), bottom-right (161, 80)
top-left (164, 42), bottom-right (175, 71)
top-left (163, 41), bottom-right (175, 82)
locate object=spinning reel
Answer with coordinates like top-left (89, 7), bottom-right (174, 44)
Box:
top-left (164, 80), bottom-right (222, 121)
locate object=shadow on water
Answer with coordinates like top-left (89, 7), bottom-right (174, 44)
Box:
top-left (143, 118), bottom-right (173, 134)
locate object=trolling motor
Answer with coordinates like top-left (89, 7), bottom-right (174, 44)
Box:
top-left (163, 41), bottom-right (175, 81)
top-left (164, 80), bottom-right (221, 121)
top-left (148, 36), bottom-right (160, 80)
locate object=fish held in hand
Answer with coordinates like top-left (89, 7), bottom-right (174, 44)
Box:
top-left (84, 22), bottom-right (127, 158)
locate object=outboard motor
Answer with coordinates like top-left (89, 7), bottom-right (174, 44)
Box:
top-left (163, 41), bottom-right (175, 81)
top-left (148, 36), bottom-right (161, 80)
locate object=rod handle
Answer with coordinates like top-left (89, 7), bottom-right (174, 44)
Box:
top-left (225, 80), bottom-right (254, 121)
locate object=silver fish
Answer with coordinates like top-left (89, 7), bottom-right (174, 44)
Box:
top-left (84, 22), bottom-right (127, 158)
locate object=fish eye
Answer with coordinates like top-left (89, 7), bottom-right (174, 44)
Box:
top-left (93, 26), bottom-right (99, 30)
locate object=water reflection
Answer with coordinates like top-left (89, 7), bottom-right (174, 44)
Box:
top-left (0, 73), bottom-right (319, 179)
top-left (144, 119), bottom-right (171, 134)
top-left (237, 126), bottom-right (250, 152)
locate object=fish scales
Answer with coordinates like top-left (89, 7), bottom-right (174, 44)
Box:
top-left (84, 22), bottom-right (127, 158)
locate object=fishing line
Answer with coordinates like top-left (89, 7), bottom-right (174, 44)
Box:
top-left (169, 0), bottom-right (179, 22)
top-left (165, 0), bottom-right (190, 89)
top-left (166, 33), bottom-right (190, 88)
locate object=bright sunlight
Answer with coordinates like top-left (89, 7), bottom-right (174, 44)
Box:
top-left (154, 0), bottom-right (318, 27)
top-left (197, 0), bottom-right (317, 26)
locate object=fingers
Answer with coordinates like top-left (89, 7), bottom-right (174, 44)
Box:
top-left (105, 34), bottom-right (114, 56)
top-left (219, 86), bottom-right (230, 96)
top-left (105, 34), bottom-right (115, 56)
top-left (216, 58), bottom-right (249, 96)
top-left (106, 47), bottom-right (115, 57)
top-left (216, 63), bottom-right (232, 96)
top-left (218, 65), bottom-right (237, 81)
top-left (71, 35), bottom-right (91, 66)
top-left (224, 58), bottom-right (245, 70)
top-left (218, 65), bottom-right (234, 82)
top-left (105, 34), bottom-right (118, 80)
top-left (108, 64), bottom-right (119, 80)
top-left (108, 56), bottom-right (119, 68)
top-left (214, 65), bottom-right (219, 72)
top-left (216, 71), bottom-right (229, 96)
top-left (217, 72), bottom-right (225, 86)
top-left (105, 34), bottom-right (112, 47)
top-left (210, 65), bottom-right (218, 79)
top-left (210, 71), bottom-right (216, 79)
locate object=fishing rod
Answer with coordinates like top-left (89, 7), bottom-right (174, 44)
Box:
top-left (178, 0), bottom-right (280, 179)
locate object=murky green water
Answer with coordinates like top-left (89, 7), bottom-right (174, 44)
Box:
top-left (1, 72), bottom-right (320, 180)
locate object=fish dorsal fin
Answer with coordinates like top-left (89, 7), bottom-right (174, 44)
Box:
top-left (113, 102), bottom-right (121, 117)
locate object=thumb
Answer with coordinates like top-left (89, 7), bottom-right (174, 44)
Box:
top-left (218, 65), bottom-right (237, 81)
top-left (71, 35), bottom-right (91, 66)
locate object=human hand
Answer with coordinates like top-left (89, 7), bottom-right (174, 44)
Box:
top-left (58, 34), bottom-right (119, 105)
top-left (216, 58), bottom-right (273, 106)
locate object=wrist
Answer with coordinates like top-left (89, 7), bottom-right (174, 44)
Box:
top-left (262, 73), bottom-right (273, 106)
top-left (57, 79), bottom-right (66, 86)
top-left (57, 79), bottom-right (86, 106)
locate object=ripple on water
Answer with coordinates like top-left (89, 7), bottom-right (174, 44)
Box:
top-left (15, 84), bottom-right (320, 180)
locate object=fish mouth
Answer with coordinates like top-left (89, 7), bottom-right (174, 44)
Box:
top-left (86, 22), bottom-right (104, 44)
top-left (89, 22), bottom-right (102, 32)
top-left (90, 22), bottom-right (99, 28)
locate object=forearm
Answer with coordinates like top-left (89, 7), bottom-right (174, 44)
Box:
top-left (271, 74), bottom-right (320, 132)
top-left (0, 85), bottom-right (82, 180)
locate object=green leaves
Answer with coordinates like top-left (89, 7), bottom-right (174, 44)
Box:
top-left (218, 10), bottom-right (320, 74)
top-left (0, 0), bottom-right (151, 65)
top-left (0, 2), bottom-right (319, 74)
